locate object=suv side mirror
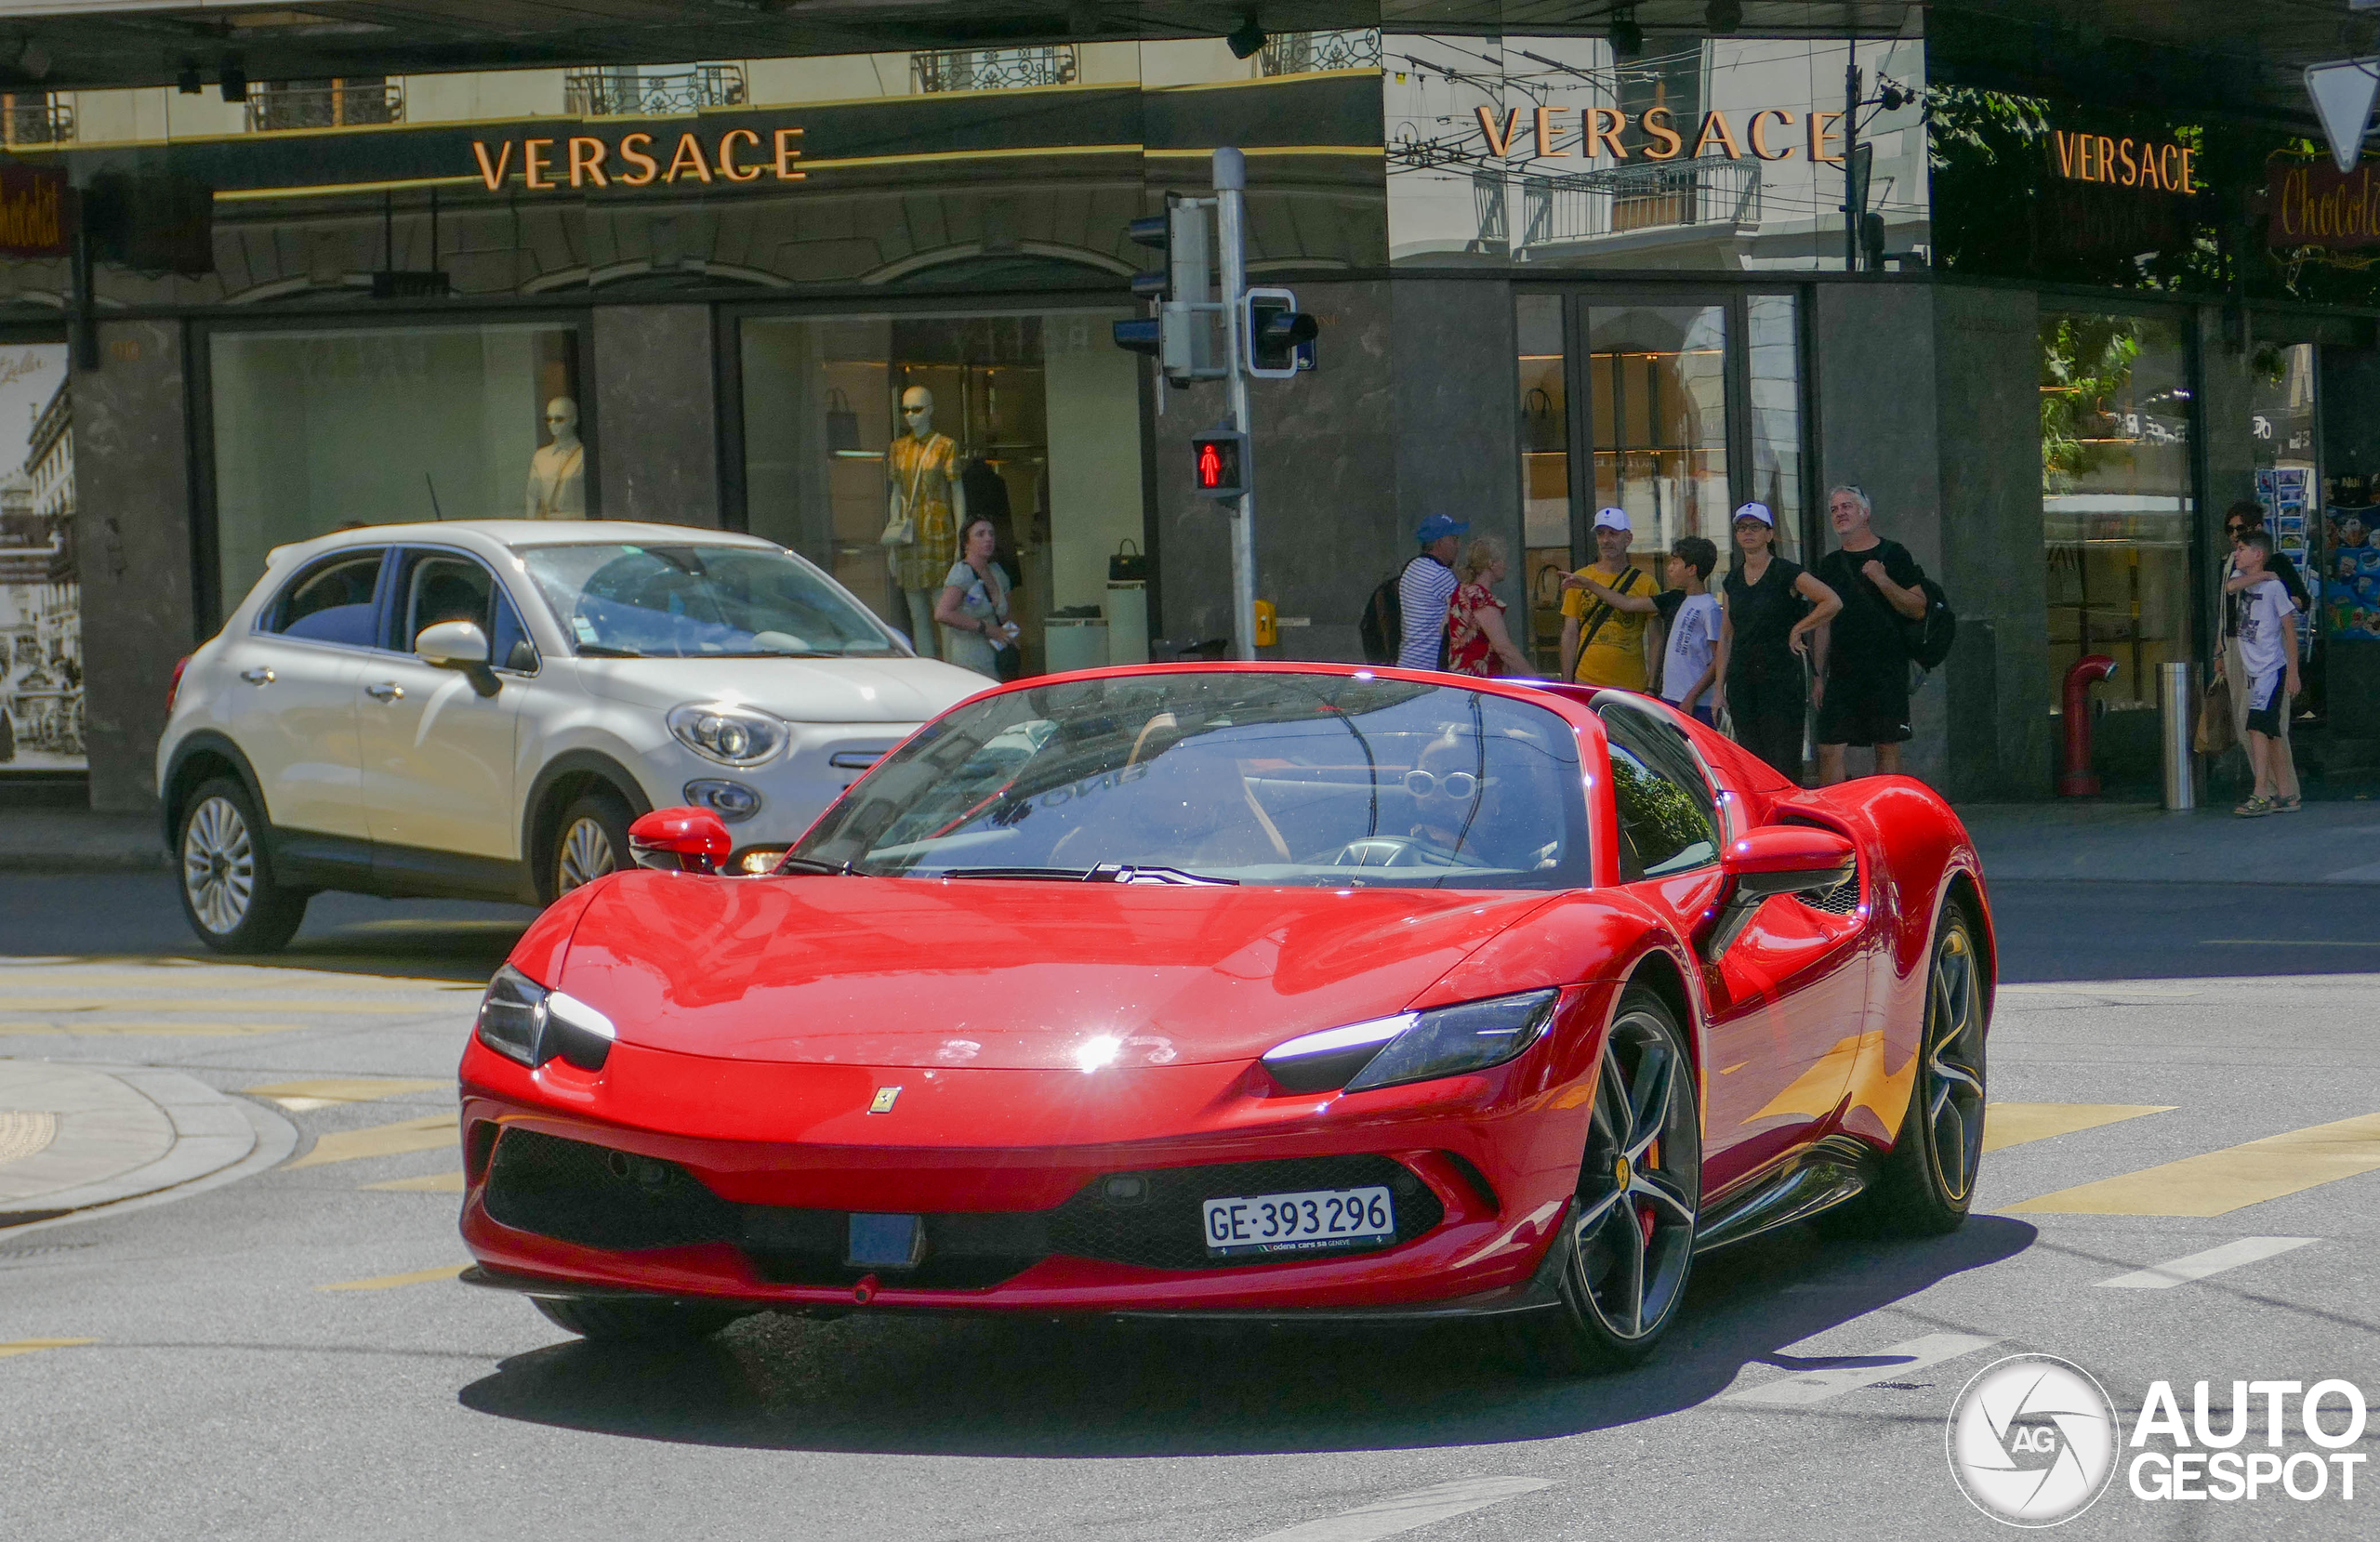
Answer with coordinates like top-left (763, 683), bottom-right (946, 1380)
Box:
top-left (417, 620), bottom-right (491, 669)
top-left (628, 806), bottom-right (732, 875)
top-left (1700, 824), bottom-right (1857, 959)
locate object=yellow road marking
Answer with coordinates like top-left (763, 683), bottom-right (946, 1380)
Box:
top-left (245, 1077), bottom-right (449, 1112)
top-left (320, 1263), bottom-right (468, 1292)
top-left (0, 1338), bottom-right (96, 1359)
top-left (0, 996), bottom-right (466, 1014)
top-left (2008, 1112), bottom-right (2380, 1217)
top-left (0, 1021), bottom-right (301, 1037)
top-left (285, 1114), bottom-right (458, 1169)
top-left (1983, 1102), bottom-right (2175, 1153)
top-left (363, 1171), bottom-right (466, 1193)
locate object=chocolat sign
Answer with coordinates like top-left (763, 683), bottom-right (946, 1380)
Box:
top-left (470, 125), bottom-right (805, 190)
top-left (2268, 159), bottom-right (2380, 251)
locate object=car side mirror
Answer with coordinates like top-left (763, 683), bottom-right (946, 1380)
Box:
top-left (417, 620), bottom-right (491, 669)
top-left (1700, 824), bottom-right (1857, 959)
top-left (628, 806), bottom-right (732, 875)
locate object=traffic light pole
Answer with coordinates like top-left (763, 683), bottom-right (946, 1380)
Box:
top-left (1213, 147), bottom-right (1259, 663)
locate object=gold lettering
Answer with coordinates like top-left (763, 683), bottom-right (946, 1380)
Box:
top-left (2281, 166), bottom-right (2302, 238)
top-left (1475, 105), bottom-right (1524, 158)
top-left (1535, 105), bottom-right (1569, 157)
top-left (522, 138), bottom-right (556, 191)
top-left (566, 136), bottom-right (608, 189)
top-left (1747, 108), bottom-right (1795, 161)
top-left (2158, 142), bottom-right (2178, 190)
top-left (470, 140), bottom-right (514, 191)
top-left (717, 127), bottom-right (761, 182)
top-left (2054, 130), bottom-right (2077, 178)
top-left (2179, 147), bottom-right (2195, 194)
top-left (2139, 144), bottom-right (2163, 191)
top-left (773, 126), bottom-right (807, 180)
top-left (1808, 110), bottom-right (1844, 164)
top-left (665, 132), bottom-right (713, 183)
top-left (616, 132), bottom-right (659, 186)
top-left (1693, 110), bottom-right (1743, 159)
top-left (1640, 106), bottom-right (1683, 160)
top-left (2096, 137), bottom-right (2116, 182)
top-left (2119, 138), bottom-right (2137, 186)
top-left (1580, 107), bottom-right (1628, 160)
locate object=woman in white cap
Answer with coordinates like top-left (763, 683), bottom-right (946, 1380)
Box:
top-left (1713, 501), bottom-right (1840, 782)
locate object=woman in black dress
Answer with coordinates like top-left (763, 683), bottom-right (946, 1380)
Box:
top-left (1712, 502), bottom-right (1841, 783)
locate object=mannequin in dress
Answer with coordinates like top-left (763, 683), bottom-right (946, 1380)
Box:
top-left (884, 385), bottom-right (964, 656)
top-left (525, 396), bottom-right (588, 520)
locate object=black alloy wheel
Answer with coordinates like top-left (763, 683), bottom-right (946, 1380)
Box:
top-left (1509, 984), bottom-right (1700, 1375)
top-left (532, 1296), bottom-right (750, 1343)
top-left (1824, 898), bottom-right (1989, 1237)
top-left (176, 776), bottom-right (308, 955)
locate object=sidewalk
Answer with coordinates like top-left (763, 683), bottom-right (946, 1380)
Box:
top-left (0, 808), bottom-right (167, 873)
top-left (0, 1061), bottom-right (273, 1227)
top-left (1958, 798), bottom-right (2380, 885)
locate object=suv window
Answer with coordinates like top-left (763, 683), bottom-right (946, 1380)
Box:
top-left (390, 550), bottom-right (536, 671)
top-left (263, 551), bottom-right (385, 648)
top-left (1600, 705), bottom-right (1720, 882)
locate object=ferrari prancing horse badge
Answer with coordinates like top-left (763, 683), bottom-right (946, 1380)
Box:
top-left (868, 1086), bottom-right (902, 1114)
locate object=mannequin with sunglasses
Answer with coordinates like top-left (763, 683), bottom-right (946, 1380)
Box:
top-left (2216, 499), bottom-right (2307, 811)
top-left (883, 385), bottom-right (967, 659)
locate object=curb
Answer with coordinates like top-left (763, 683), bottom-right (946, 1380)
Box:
top-left (0, 847), bottom-right (171, 875)
top-left (0, 1063), bottom-right (284, 1227)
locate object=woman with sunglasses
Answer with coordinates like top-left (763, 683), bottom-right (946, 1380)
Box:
top-left (2216, 500), bottom-right (2307, 811)
top-left (1712, 501), bottom-right (1841, 784)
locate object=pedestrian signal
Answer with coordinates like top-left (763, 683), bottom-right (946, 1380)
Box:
top-left (1191, 428), bottom-right (1246, 499)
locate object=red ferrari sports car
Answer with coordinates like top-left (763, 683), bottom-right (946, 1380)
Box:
top-left (457, 663), bottom-right (1992, 1371)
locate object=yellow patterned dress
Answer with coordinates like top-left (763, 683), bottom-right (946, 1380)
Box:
top-left (888, 430), bottom-right (960, 592)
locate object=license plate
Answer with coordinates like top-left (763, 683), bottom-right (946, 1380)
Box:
top-left (1201, 1186), bottom-right (1395, 1259)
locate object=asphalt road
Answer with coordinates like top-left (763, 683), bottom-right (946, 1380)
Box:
top-left (1, 872), bottom-right (2374, 1541)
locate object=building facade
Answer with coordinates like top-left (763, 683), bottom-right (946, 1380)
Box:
top-left (4, 13), bottom-right (2373, 808)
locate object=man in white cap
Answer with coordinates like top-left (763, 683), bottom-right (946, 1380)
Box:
top-left (1559, 507), bottom-right (1660, 689)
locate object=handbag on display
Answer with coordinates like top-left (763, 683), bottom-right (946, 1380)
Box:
top-left (825, 389), bottom-right (860, 454)
top-left (1109, 538), bottom-right (1149, 584)
top-left (1522, 387), bottom-right (1559, 451)
top-left (879, 447), bottom-right (926, 547)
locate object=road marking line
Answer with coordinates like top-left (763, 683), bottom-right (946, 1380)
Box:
top-left (1241, 1478), bottom-right (1555, 1542)
top-left (284, 1114), bottom-right (458, 1169)
top-left (363, 1170), bottom-right (465, 1193)
top-left (1982, 1102), bottom-right (2175, 1153)
top-left (0, 1021), bottom-right (302, 1037)
top-left (245, 1077), bottom-right (449, 1112)
top-left (1722, 1333), bottom-right (2000, 1405)
top-left (2096, 1236), bottom-right (2319, 1289)
top-left (0, 996), bottom-right (466, 1014)
top-left (2007, 1112), bottom-right (2380, 1217)
top-left (2203, 939), bottom-right (2380, 947)
top-left (0, 1338), bottom-right (97, 1359)
top-left (319, 1263), bottom-right (468, 1292)
top-left (2000, 984), bottom-right (2202, 995)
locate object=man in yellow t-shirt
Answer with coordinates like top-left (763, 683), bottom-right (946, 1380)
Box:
top-left (1559, 507), bottom-right (1660, 689)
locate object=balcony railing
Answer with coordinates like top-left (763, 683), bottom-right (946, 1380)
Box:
top-left (246, 79), bottom-right (403, 133)
top-left (1517, 156), bottom-right (1761, 249)
top-left (910, 46), bottom-right (1078, 94)
top-left (0, 97), bottom-right (71, 147)
top-left (562, 65), bottom-right (747, 117)
top-left (1260, 29), bottom-right (1382, 76)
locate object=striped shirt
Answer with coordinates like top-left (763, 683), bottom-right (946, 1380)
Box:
top-left (1397, 556), bottom-right (1459, 670)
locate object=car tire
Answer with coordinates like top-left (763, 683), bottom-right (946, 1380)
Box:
top-left (531, 1295), bottom-right (749, 1343)
top-left (176, 777), bottom-right (308, 955)
top-left (1506, 983), bottom-right (1701, 1376)
top-left (550, 789), bottom-right (632, 901)
top-left (1821, 897), bottom-right (1988, 1239)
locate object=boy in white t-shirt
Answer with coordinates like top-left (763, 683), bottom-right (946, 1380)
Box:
top-left (1655, 535), bottom-right (1722, 725)
top-left (2226, 531), bottom-right (2301, 818)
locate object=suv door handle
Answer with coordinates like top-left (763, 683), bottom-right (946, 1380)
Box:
top-left (239, 666), bottom-right (275, 685)
top-left (364, 682), bottom-right (404, 702)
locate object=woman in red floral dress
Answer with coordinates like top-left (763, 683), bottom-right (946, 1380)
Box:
top-left (1445, 535), bottom-right (1537, 678)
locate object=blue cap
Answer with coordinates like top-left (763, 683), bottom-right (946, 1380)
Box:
top-left (1416, 515), bottom-right (1470, 545)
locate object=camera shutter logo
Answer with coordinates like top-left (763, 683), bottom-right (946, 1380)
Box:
top-left (1947, 1354), bottom-right (2122, 1526)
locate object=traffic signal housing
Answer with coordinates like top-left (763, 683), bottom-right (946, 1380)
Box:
top-left (1243, 287), bottom-right (1318, 378)
top-left (1191, 427), bottom-right (1247, 500)
top-left (1112, 199), bottom-right (1215, 383)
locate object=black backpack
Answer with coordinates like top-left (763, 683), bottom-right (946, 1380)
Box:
top-left (1359, 559), bottom-right (1415, 665)
top-left (1902, 575), bottom-right (1957, 671)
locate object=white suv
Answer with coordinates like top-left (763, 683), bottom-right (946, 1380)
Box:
top-left (157, 521), bottom-right (988, 952)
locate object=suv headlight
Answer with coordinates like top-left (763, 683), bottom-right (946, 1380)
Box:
top-left (1262, 988), bottom-right (1560, 1094)
top-left (475, 963), bottom-right (617, 1072)
top-left (668, 702), bottom-right (790, 768)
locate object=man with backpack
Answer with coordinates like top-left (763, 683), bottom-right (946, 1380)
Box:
top-left (1361, 515), bottom-right (1466, 670)
top-left (1812, 484), bottom-right (1937, 784)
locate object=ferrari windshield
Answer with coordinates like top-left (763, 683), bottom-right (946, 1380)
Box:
top-left (517, 542), bottom-right (903, 659)
top-left (794, 672), bottom-right (1590, 889)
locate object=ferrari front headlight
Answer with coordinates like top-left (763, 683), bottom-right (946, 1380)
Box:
top-left (475, 964), bottom-right (617, 1072)
top-left (1262, 988), bottom-right (1560, 1095)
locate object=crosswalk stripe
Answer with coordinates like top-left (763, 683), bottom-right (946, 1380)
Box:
top-left (2007, 1112), bottom-right (2380, 1217)
top-left (1721, 1333), bottom-right (2000, 1405)
top-left (0, 1338), bottom-right (97, 1359)
top-left (284, 1114), bottom-right (457, 1169)
top-left (245, 1077), bottom-right (449, 1112)
top-left (1983, 1102), bottom-right (2175, 1153)
top-left (1241, 1478), bottom-right (1556, 1542)
top-left (2096, 1236), bottom-right (2319, 1289)
top-left (363, 1171), bottom-right (465, 1193)
top-left (319, 1263), bottom-right (468, 1292)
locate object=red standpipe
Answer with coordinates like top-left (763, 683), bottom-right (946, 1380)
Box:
top-left (2057, 654), bottom-right (2119, 797)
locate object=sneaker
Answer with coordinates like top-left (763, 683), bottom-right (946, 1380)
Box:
top-left (2275, 795), bottom-right (2304, 813)
top-left (2234, 796), bottom-right (2274, 818)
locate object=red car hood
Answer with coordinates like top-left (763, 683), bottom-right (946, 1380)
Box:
top-left (556, 873), bottom-right (1557, 1071)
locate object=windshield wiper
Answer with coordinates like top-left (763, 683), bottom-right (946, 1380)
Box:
top-left (931, 863), bottom-right (1237, 887)
top-left (573, 643), bottom-right (645, 658)
top-left (776, 855), bottom-right (855, 876)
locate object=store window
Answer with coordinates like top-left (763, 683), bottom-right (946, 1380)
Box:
top-left (2248, 344), bottom-right (2323, 716)
top-left (0, 338), bottom-right (77, 771)
top-left (1516, 296), bottom-right (1568, 672)
top-left (1585, 303), bottom-right (1731, 561)
top-left (209, 323), bottom-right (583, 612)
top-left (738, 310), bottom-right (1148, 677)
top-left (2040, 310), bottom-right (2194, 714)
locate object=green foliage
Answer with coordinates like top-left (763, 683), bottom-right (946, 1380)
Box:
top-left (2039, 315), bottom-right (2142, 494)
